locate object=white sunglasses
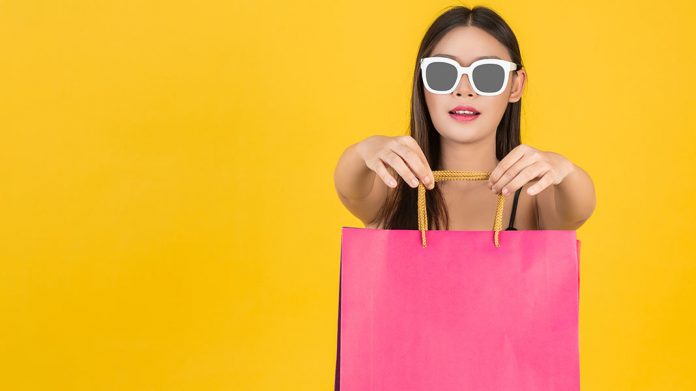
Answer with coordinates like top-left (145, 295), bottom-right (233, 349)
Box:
top-left (419, 56), bottom-right (519, 96)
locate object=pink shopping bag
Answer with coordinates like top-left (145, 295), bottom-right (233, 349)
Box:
top-left (334, 170), bottom-right (581, 390)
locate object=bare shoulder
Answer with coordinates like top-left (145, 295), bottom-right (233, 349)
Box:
top-left (339, 175), bottom-right (395, 228)
top-left (363, 184), bottom-right (396, 229)
top-left (532, 180), bottom-right (584, 230)
top-left (512, 182), bottom-right (541, 230)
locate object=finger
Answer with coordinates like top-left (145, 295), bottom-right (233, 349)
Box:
top-left (391, 141), bottom-right (433, 188)
top-left (366, 158), bottom-right (398, 188)
top-left (397, 136), bottom-right (434, 188)
top-left (500, 161), bottom-right (549, 196)
top-left (379, 150), bottom-right (420, 188)
top-left (527, 172), bottom-right (554, 196)
top-left (489, 144), bottom-right (529, 187)
top-left (491, 152), bottom-right (537, 194)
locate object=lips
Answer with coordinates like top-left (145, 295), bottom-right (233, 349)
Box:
top-left (448, 105), bottom-right (481, 122)
top-left (449, 105), bottom-right (481, 115)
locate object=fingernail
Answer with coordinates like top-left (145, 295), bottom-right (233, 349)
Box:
top-left (411, 178), bottom-right (419, 187)
top-left (389, 179), bottom-right (397, 187)
top-left (502, 188), bottom-right (508, 195)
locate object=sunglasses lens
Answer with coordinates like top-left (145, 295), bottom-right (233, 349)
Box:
top-left (472, 63), bottom-right (506, 93)
top-left (425, 61), bottom-right (458, 92)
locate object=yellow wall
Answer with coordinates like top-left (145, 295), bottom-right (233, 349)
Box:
top-left (1, 1), bottom-right (694, 389)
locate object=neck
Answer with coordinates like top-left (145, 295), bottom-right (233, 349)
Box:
top-left (437, 133), bottom-right (499, 173)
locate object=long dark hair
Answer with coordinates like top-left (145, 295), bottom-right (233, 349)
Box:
top-left (370, 5), bottom-right (525, 230)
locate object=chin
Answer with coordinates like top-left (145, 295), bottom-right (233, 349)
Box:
top-left (435, 121), bottom-right (487, 143)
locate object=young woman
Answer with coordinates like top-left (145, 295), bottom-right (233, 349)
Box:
top-left (334, 6), bottom-right (595, 232)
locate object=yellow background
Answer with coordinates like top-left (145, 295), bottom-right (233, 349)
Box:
top-left (1, 0), bottom-right (694, 389)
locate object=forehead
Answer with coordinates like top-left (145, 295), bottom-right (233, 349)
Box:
top-left (430, 26), bottom-right (511, 66)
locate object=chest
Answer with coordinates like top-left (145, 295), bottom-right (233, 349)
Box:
top-left (438, 182), bottom-right (539, 231)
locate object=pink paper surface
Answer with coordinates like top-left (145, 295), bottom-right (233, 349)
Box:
top-left (336, 227), bottom-right (581, 390)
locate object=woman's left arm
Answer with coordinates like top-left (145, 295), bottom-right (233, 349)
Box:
top-left (488, 145), bottom-right (596, 230)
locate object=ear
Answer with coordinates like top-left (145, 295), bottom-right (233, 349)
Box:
top-left (508, 69), bottom-right (526, 103)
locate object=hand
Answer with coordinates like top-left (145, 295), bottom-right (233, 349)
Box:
top-left (356, 135), bottom-right (435, 190)
top-left (488, 144), bottom-right (575, 196)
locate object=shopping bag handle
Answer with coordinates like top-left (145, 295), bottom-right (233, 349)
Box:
top-left (417, 170), bottom-right (505, 248)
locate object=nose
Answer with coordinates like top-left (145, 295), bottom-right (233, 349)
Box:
top-left (453, 74), bottom-right (476, 97)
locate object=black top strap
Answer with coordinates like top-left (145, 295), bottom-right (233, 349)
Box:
top-left (506, 187), bottom-right (523, 230)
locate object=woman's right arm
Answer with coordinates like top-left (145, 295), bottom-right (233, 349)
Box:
top-left (333, 135), bottom-right (434, 226)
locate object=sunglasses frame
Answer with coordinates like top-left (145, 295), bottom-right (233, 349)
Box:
top-left (419, 56), bottom-right (519, 96)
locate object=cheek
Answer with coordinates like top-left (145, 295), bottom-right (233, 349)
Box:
top-left (486, 96), bottom-right (510, 116)
top-left (424, 93), bottom-right (447, 117)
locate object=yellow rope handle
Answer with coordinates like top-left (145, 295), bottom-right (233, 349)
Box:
top-left (417, 170), bottom-right (506, 248)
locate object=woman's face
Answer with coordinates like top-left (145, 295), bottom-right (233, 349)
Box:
top-left (424, 26), bottom-right (526, 144)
